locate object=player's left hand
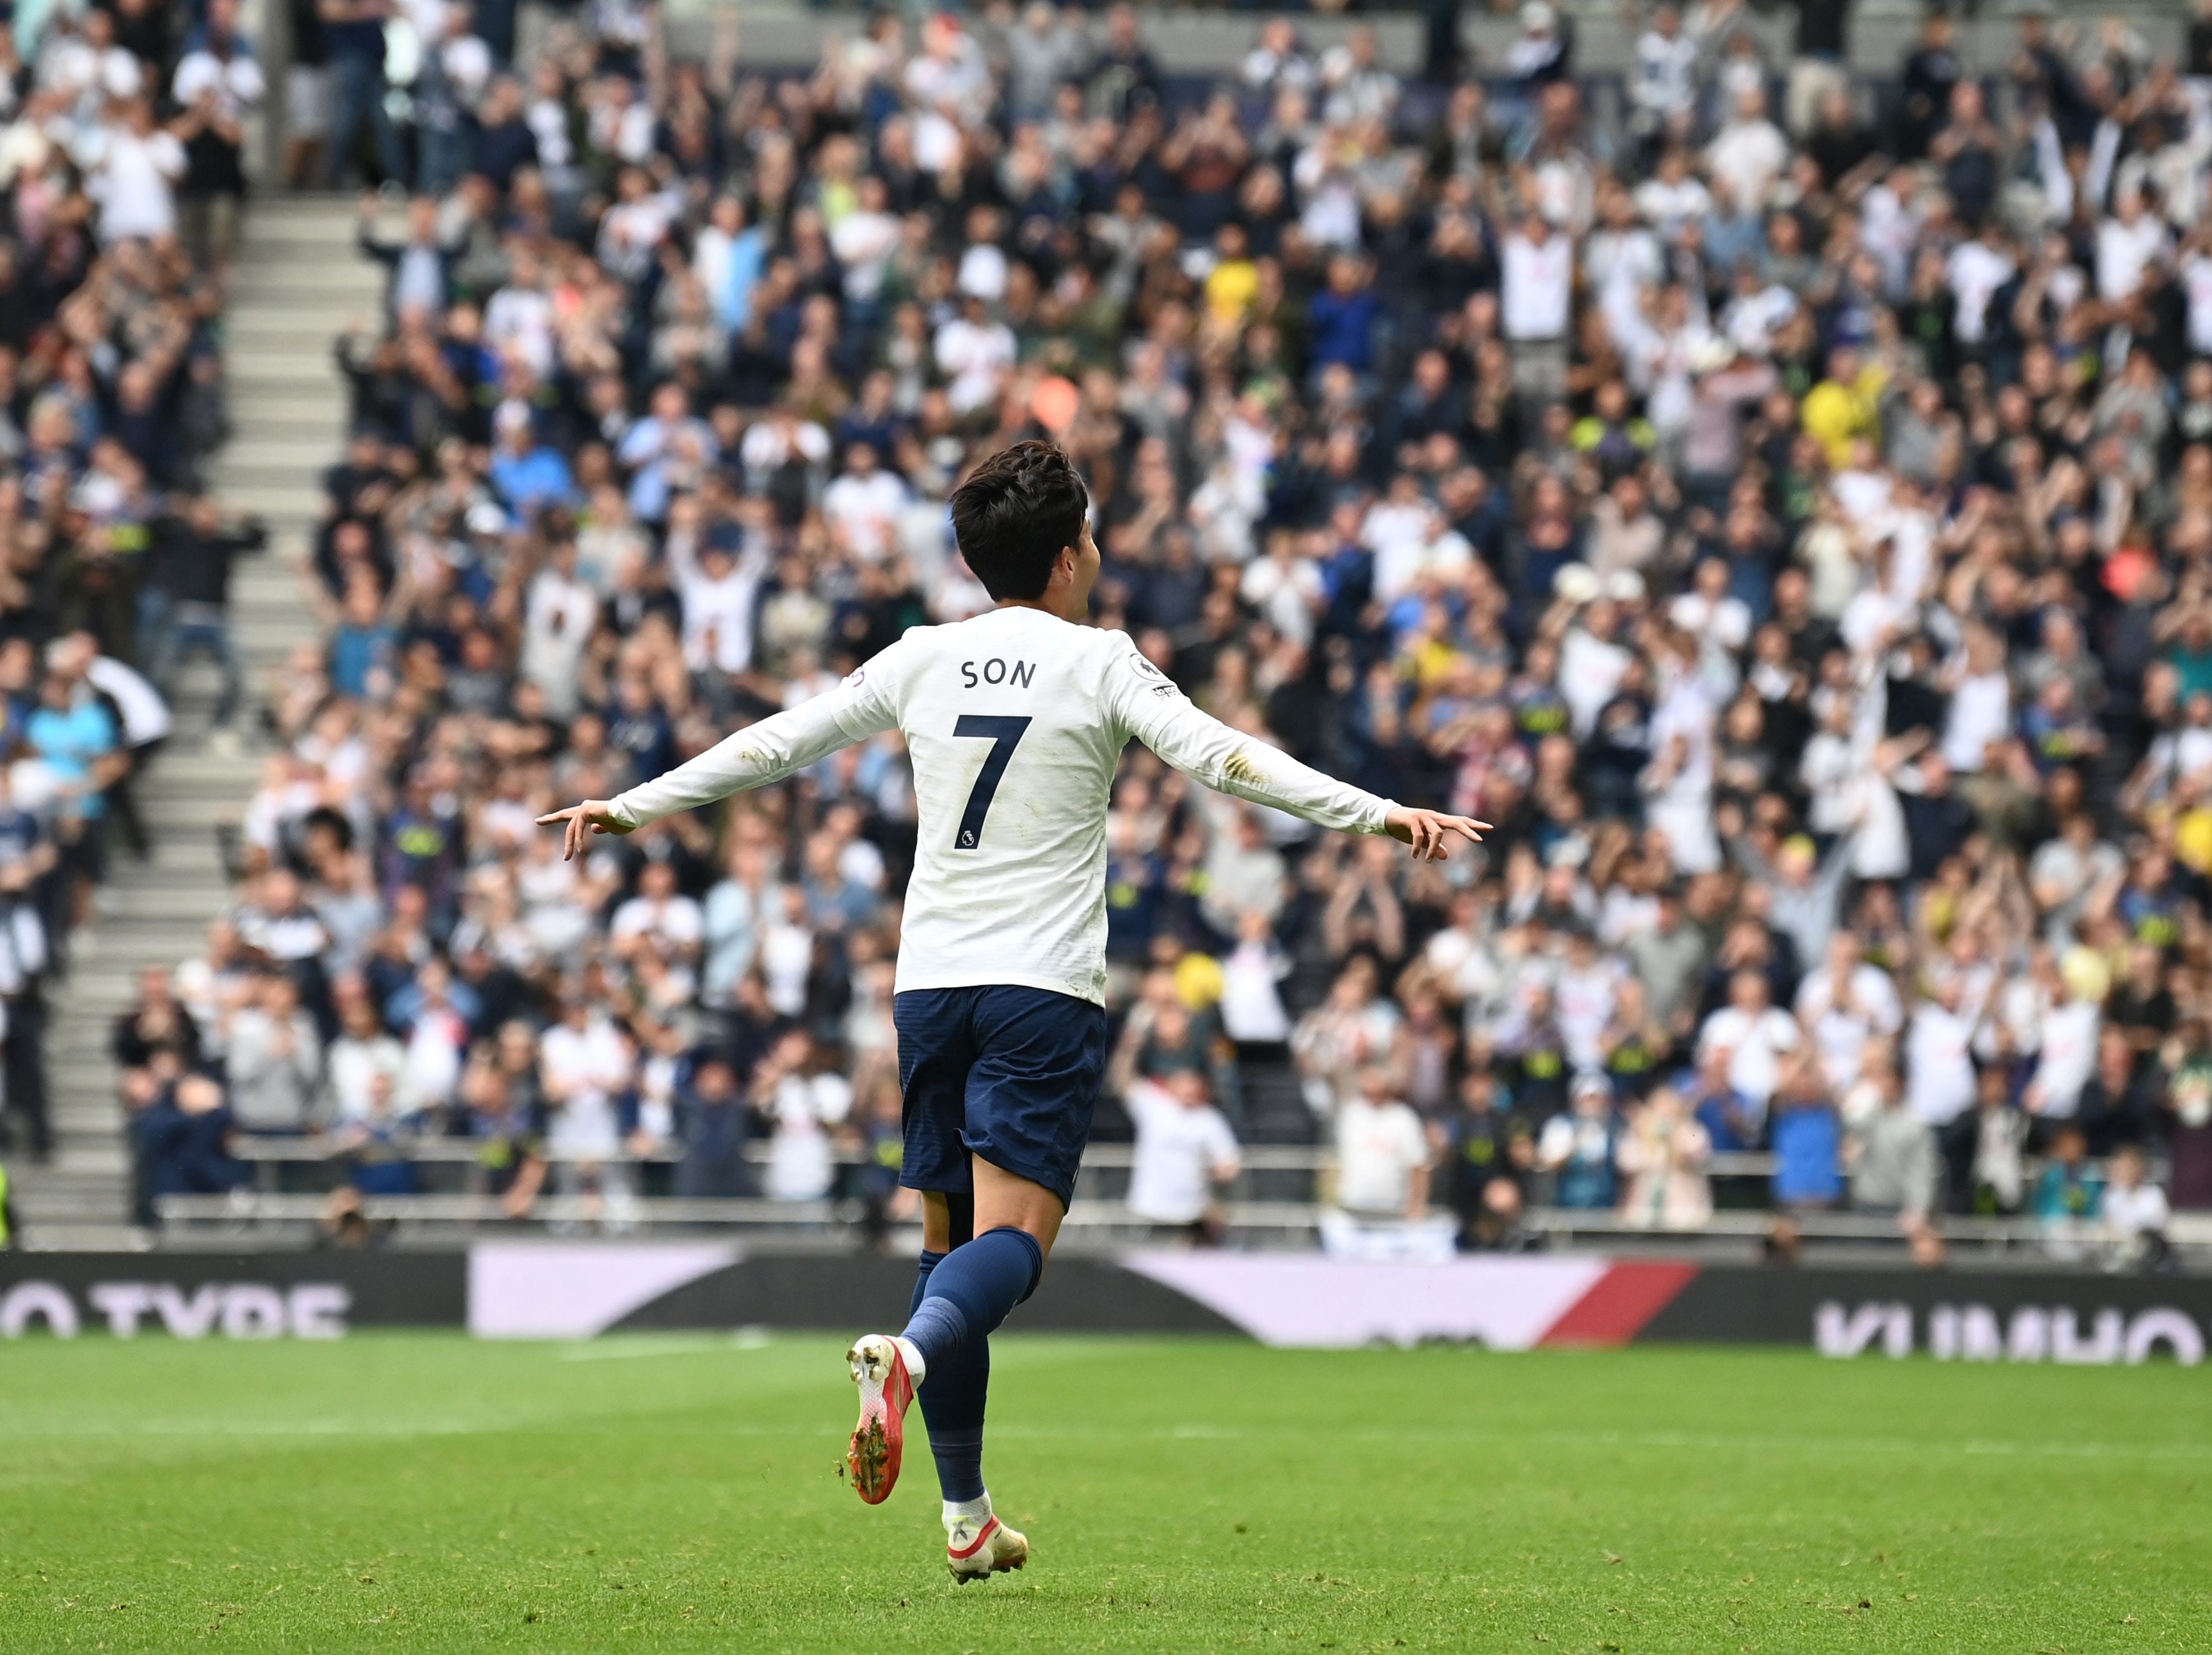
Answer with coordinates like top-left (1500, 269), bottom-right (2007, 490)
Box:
top-left (536, 799), bottom-right (634, 861)
top-left (1383, 807), bottom-right (1490, 862)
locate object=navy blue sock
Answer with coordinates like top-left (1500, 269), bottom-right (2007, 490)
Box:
top-left (909, 1248), bottom-right (946, 1322)
top-left (901, 1226), bottom-right (1043, 1370)
top-left (902, 1227), bottom-right (1043, 1505)
top-left (920, 1348), bottom-right (988, 1502)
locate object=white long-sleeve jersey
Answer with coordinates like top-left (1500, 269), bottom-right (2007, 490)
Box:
top-left (607, 605), bottom-right (1398, 1005)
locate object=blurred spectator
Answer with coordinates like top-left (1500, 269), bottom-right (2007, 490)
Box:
top-left (754, 1028), bottom-right (851, 1203)
top-left (325, 983), bottom-right (405, 1123)
top-left (226, 971), bottom-right (322, 1133)
top-left (170, 0), bottom-right (261, 267)
top-left (145, 494), bottom-right (263, 746)
top-left (332, 1069), bottom-right (419, 1196)
top-left (1615, 1084), bottom-right (1712, 1228)
top-left (133, 1071), bottom-right (246, 1219)
top-left (2033, 1125), bottom-right (2104, 1257)
top-left (1769, 1056), bottom-right (1844, 1212)
top-left (322, 0), bottom-right (403, 189)
top-left (1126, 1070), bottom-right (1241, 1245)
top-left (0, 858), bottom-right (52, 1161)
top-left (1331, 1063), bottom-right (1431, 1221)
top-left (672, 1050), bottom-right (755, 1199)
top-left (539, 989), bottom-right (638, 1200)
top-left (1537, 1073), bottom-right (1619, 1210)
top-left (1845, 1046), bottom-right (1940, 1243)
top-left (2100, 1144), bottom-right (2173, 1271)
top-left (82, 94), bottom-right (185, 245)
top-left (1436, 1068), bottom-right (1532, 1249)
top-left (113, 964), bottom-right (201, 1081)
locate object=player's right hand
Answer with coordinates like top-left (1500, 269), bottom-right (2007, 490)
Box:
top-left (1383, 807), bottom-right (1490, 862)
top-left (536, 799), bottom-right (634, 861)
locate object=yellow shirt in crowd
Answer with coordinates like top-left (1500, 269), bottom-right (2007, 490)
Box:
top-left (1800, 362), bottom-right (1890, 467)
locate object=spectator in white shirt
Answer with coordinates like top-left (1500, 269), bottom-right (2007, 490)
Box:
top-left (1904, 976), bottom-right (1979, 1128)
top-left (539, 993), bottom-right (637, 1185)
top-left (822, 442), bottom-right (911, 564)
top-left (610, 860), bottom-right (705, 968)
top-left (1697, 968), bottom-right (1800, 1121)
top-left (80, 94), bottom-right (184, 244)
top-left (1705, 86), bottom-right (1789, 219)
top-left (934, 293), bottom-right (1018, 413)
top-left (666, 509), bottom-right (763, 676)
top-left (2025, 948), bottom-right (2104, 1126)
top-left (325, 985), bottom-right (407, 1123)
top-left (756, 1028), bottom-right (853, 1202)
top-left (1218, 908), bottom-right (1294, 1045)
top-left (520, 540), bottom-right (598, 720)
top-left (1331, 1064), bottom-right (1431, 1219)
top-left (1500, 210), bottom-right (1572, 345)
top-left (41, 9), bottom-right (142, 126)
top-left (2100, 1145), bottom-right (2171, 1266)
top-left (1795, 933), bottom-right (1904, 1093)
top-left (829, 175), bottom-right (901, 304)
top-left (1125, 1070), bottom-right (1241, 1243)
top-left (2097, 188), bottom-right (2171, 303)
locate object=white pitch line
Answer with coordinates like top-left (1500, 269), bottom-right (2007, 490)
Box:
top-left (16, 1415), bottom-right (2207, 1465)
top-left (559, 1329), bottom-right (774, 1360)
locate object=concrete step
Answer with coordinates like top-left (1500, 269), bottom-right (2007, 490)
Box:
top-left (8, 1145), bottom-right (131, 1180)
top-left (230, 402), bottom-right (348, 432)
top-left (37, 191), bottom-right (353, 1233)
top-left (14, 1223), bottom-right (153, 1250)
top-left (215, 459), bottom-right (345, 491)
top-left (216, 432), bottom-right (343, 460)
top-left (241, 216), bottom-right (383, 244)
top-left (16, 1190), bottom-right (133, 1222)
top-left (215, 484), bottom-right (329, 520)
top-left (228, 389), bottom-right (350, 421)
top-left (227, 273), bottom-right (381, 301)
top-left (71, 884), bottom-right (235, 924)
top-left (226, 264), bottom-right (365, 290)
top-left (47, 1092), bottom-right (128, 1118)
top-left (230, 413), bottom-right (348, 446)
top-left (225, 319), bottom-right (358, 353)
top-left (230, 350), bottom-right (350, 384)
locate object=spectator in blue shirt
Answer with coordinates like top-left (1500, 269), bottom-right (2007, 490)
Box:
top-left (1306, 253), bottom-right (1380, 377)
top-left (26, 671), bottom-right (121, 820)
top-left (488, 403), bottom-right (576, 519)
top-left (327, 573), bottom-right (398, 699)
top-left (1537, 1073), bottom-right (1620, 1208)
top-left (1770, 1057), bottom-right (1844, 1208)
top-left (1680, 1045), bottom-right (1758, 1153)
top-left (2031, 1125), bottom-right (2104, 1225)
top-left (25, 668), bottom-right (122, 931)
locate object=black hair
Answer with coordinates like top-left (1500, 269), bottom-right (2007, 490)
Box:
top-left (949, 441), bottom-right (1089, 601)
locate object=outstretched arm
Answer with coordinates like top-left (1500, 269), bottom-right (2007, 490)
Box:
top-left (1114, 651), bottom-right (1485, 861)
top-left (539, 669), bottom-right (897, 858)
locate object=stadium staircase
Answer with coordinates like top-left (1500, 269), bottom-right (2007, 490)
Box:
top-left (14, 196), bottom-right (378, 1247)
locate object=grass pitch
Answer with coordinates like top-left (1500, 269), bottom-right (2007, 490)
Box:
top-left (2, 1331), bottom-right (2206, 1652)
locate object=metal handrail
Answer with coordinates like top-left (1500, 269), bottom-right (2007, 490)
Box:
top-left (223, 1134), bottom-right (1783, 1178)
top-left (156, 1190), bottom-right (2207, 1247)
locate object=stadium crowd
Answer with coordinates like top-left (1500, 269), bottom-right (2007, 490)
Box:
top-left (71, 0), bottom-right (2212, 1265)
top-left (0, 0), bottom-right (262, 1173)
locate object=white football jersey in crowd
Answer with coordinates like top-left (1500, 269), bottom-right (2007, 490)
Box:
top-left (607, 606), bottom-right (1398, 1005)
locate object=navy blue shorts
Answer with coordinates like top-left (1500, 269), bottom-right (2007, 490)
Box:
top-left (893, 986), bottom-right (1108, 1210)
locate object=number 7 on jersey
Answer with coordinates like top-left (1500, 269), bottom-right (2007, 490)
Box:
top-left (951, 714), bottom-right (1032, 849)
